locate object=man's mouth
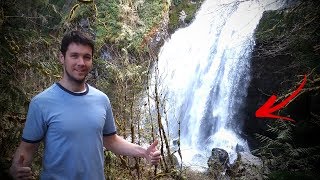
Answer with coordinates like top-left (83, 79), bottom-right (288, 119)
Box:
top-left (75, 69), bottom-right (87, 73)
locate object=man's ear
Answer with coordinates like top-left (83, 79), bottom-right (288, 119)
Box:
top-left (59, 53), bottom-right (64, 64)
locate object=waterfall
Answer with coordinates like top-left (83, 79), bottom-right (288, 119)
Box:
top-left (150, 0), bottom-right (285, 170)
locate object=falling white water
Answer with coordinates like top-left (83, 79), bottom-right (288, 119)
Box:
top-left (148, 0), bottom-right (285, 170)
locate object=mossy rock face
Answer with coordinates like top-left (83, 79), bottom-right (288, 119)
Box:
top-left (255, 10), bottom-right (285, 42)
top-left (255, 1), bottom-right (320, 60)
top-left (168, 0), bottom-right (204, 33)
top-left (242, 1), bottom-right (320, 177)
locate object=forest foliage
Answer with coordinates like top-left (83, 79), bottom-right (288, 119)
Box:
top-left (1, 0), bottom-right (163, 179)
top-left (0, 0), bottom-right (205, 179)
top-left (252, 0), bottom-right (320, 178)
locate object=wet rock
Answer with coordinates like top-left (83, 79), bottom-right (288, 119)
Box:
top-left (229, 152), bottom-right (268, 180)
top-left (207, 148), bottom-right (230, 180)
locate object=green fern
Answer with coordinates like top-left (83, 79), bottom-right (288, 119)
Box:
top-left (254, 118), bottom-right (320, 172)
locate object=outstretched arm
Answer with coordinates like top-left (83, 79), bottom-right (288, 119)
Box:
top-left (103, 134), bottom-right (161, 165)
top-left (10, 141), bottom-right (39, 180)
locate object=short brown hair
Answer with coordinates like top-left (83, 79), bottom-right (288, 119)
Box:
top-left (60, 30), bottom-right (94, 56)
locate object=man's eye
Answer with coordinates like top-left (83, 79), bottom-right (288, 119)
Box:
top-left (84, 56), bottom-right (92, 60)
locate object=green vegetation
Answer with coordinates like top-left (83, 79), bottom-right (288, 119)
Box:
top-left (1, 0), bottom-right (203, 179)
top-left (254, 121), bottom-right (320, 173)
top-left (5, 0), bottom-right (319, 179)
top-left (255, 1), bottom-right (319, 67)
top-left (94, 0), bottom-right (168, 53)
top-left (253, 0), bottom-right (320, 178)
top-left (168, 0), bottom-right (203, 32)
top-left (0, 0), bottom-right (63, 178)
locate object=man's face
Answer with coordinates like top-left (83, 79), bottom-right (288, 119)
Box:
top-left (60, 42), bottom-right (93, 84)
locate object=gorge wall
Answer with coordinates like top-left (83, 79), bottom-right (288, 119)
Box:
top-left (241, 0), bottom-right (320, 151)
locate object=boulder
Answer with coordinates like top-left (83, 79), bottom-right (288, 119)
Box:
top-left (207, 148), bottom-right (230, 180)
top-left (229, 152), bottom-right (268, 180)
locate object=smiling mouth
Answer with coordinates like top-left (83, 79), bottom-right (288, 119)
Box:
top-left (75, 69), bottom-right (87, 73)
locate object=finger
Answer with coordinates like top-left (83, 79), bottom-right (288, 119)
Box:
top-left (151, 152), bottom-right (161, 160)
top-left (17, 154), bottom-right (25, 166)
top-left (148, 140), bottom-right (159, 153)
top-left (17, 167), bottom-right (32, 173)
top-left (17, 168), bottom-right (32, 176)
top-left (151, 150), bottom-right (161, 157)
top-left (150, 140), bottom-right (158, 149)
top-left (20, 175), bottom-right (33, 180)
top-left (17, 172), bottom-right (32, 178)
top-left (151, 159), bottom-right (160, 165)
top-left (151, 155), bottom-right (161, 161)
top-left (17, 173), bottom-right (33, 180)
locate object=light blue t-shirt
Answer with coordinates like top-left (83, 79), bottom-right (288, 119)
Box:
top-left (22, 83), bottom-right (117, 180)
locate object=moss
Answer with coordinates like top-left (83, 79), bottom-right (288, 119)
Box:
top-left (255, 11), bottom-right (285, 42)
top-left (254, 1), bottom-right (320, 67)
top-left (168, 0), bottom-right (204, 33)
top-left (69, 4), bottom-right (95, 21)
top-left (250, 1), bottom-right (320, 176)
top-left (95, 0), bottom-right (121, 48)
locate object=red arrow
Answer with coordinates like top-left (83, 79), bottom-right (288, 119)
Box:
top-left (255, 75), bottom-right (307, 122)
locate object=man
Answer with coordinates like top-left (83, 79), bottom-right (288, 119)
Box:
top-left (9, 30), bottom-right (161, 180)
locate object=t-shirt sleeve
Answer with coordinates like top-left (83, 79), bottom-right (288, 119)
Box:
top-left (22, 99), bottom-right (47, 143)
top-left (103, 97), bottom-right (117, 136)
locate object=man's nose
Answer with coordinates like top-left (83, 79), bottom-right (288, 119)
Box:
top-left (77, 57), bottom-right (85, 66)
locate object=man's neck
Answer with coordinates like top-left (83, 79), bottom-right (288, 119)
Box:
top-left (59, 79), bottom-right (86, 92)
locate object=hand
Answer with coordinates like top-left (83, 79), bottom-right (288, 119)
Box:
top-left (145, 140), bottom-right (161, 165)
top-left (9, 155), bottom-right (33, 180)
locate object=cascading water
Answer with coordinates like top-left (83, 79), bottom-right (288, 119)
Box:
top-left (151, 0), bottom-right (285, 170)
